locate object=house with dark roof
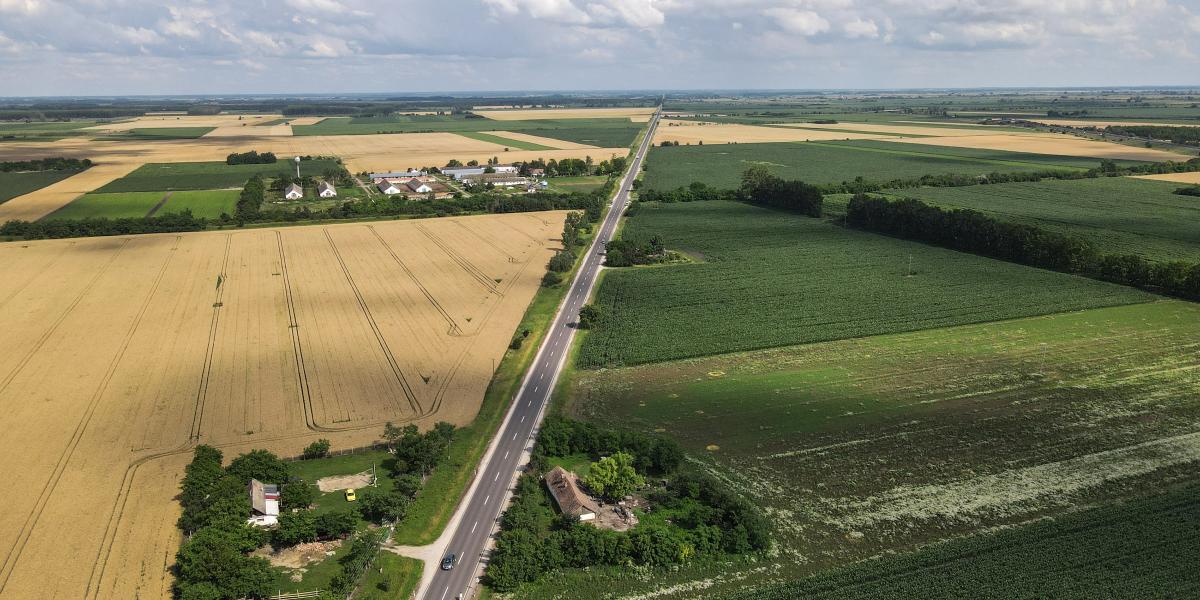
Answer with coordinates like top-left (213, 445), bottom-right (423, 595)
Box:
top-left (545, 466), bottom-right (599, 521)
top-left (284, 183), bottom-right (303, 200)
top-left (318, 181), bottom-right (337, 198)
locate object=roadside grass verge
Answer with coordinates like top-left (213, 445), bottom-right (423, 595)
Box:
top-left (357, 552), bottom-right (422, 599)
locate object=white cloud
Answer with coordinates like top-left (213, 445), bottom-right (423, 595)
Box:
top-left (843, 17), bottom-right (878, 38)
top-left (765, 7), bottom-right (830, 36)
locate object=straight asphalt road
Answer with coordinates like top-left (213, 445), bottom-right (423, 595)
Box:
top-left (421, 110), bottom-right (661, 600)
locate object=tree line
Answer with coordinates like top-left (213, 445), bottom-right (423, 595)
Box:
top-left (0, 157), bottom-right (92, 172)
top-left (226, 150), bottom-right (277, 165)
top-left (485, 417), bottom-right (769, 593)
top-left (638, 167), bottom-right (823, 217)
top-left (1107, 125), bottom-right (1200, 147)
top-left (845, 194), bottom-right (1200, 301)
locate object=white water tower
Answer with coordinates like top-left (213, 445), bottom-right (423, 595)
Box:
top-left (294, 156), bottom-right (301, 178)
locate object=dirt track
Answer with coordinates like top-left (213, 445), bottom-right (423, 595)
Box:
top-left (0, 211), bottom-right (565, 599)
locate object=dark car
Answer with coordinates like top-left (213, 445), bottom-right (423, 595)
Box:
top-left (441, 553), bottom-right (457, 571)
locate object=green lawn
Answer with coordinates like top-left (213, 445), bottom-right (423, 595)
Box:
top-left (557, 300), bottom-right (1200, 599)
top-left (882, 176), bottom-right (1200, 263)
top-left (547, 175), bottom-right (608, 193)
top-left (454, 131), bottom-right (555, 151)
top-left (157, 189), bottom-right (241, 219)
top-left (0, 170), bottom-right (84, 204)
top-left (95, 159), bottom-right (341, 192)
top-left (577, 200), bottom-right (1152, 368)
top-left (357, 552), bottom-right (422, 600)
top-left (288, 450), bottom-right (394, 518)
top-left (270, 543), bottom-right (347, 594)
top-left (641, 139), bottom-right (1133, 191)
top-left (44, 191), bottom-right (166, 220)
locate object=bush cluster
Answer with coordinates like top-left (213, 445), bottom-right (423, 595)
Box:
top-left (226, 150), bottom-right (277, 165)
top-left (0, 157), bottom-right (92, 172)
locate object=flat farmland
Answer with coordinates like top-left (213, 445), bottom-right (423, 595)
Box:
top-left (0, 211), bottom-right (565, 598)
top-left (577, 201), bottom-right (1151, 367)
top-left (557, 301), bottom-right (1200, 599)
top-left (642, 140), bottom-right (1112, 190)
top-left (44, 191), bottom-right (166, 220)
top-left (291, 115), bottom-right (644, 148)
top-left (95, 160), bottom-right (342, 193)
top-left (1136, 171), bottom-right (1200, 184)
top-left (0, 170), bottom-right (86, 204)
top-left (885, 177), bottom-right (1200, 262)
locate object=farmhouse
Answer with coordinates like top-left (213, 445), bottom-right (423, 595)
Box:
top-left (442, 165), bottom-right (519, 180)
top-left (545, 466), bottom-right (599, 522)
top-left (284, 183), bottom-right (303, 200)
top-left (247, 479), bottom-right (281, 527)
top-left (318, 181), bottom-right (337, 198)
top-left (377, 181), bottom-right (403, 195)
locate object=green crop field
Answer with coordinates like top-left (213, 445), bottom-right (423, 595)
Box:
top-left (885, 177), bottom-right (1200, 263)
top-left (546, 175), bottom-right (607, 193)
top-left (292, 116), bottom-right (642, 147)
top-left (551, 300), bottom-right (1200, 599)
top-left (453, 131), bottom-right (555, 150)
top-left (0, 170), bottom-right (83, 204)
top-left (715, 482), bottom-right (1200, 600)
top-left (642, 139), bottom-right (1119, 191)
top-left (44, 191), bottom-right (166, 220)
top-left (577, 200), bottom-right (1151, 367)
top-left (95, 159), bottom-right (340, 192)
top-left (157, 189), bottom-right (240, 218)
top-left (0, 121), bottom-right (95, 141)
top-left (98, 127), bottom-right (215, 140)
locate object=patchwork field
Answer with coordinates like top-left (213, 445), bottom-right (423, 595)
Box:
top-left (577, 201), bottom-right (1151, 367)
top-left (46, 189), bottom-right (242, 220)
top-left (651, 119), bottom-right (1193, 162)
top-left (472, 107), bottom-right (655, 121)
top-left (291, 115), bottom-right (644, 147)
top-left (559, 300), bottom-right (1200, 598)
top-left (885, 177), bottom-right (1200, 262)
top-left (641, 140), bottom-right (1115, 190)
top-left (0, 131), bottom-right (624, 221)
top-left (95, 160), bottom-right (343, 193)
top-left (0, 211), bottom-right (565, 599)
top-left (0, 169), bottom-right (86, 204)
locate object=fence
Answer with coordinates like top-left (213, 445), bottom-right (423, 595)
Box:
top-left (280, 441), bottom-right (391, 463)
top-left (268, 591), bottom-right (322, 600)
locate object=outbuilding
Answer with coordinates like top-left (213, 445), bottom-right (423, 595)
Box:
top-left (247, 479), bottom-right (281, 527)
top-left (284, 183), bottom-right (303, 200)
top-left (377, 181), bottom-right (403, 195)
top-left (318, 181), bottom-right (337, 198)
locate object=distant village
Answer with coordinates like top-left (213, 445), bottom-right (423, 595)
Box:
top-left (277, 162), bottom-right (553, 202)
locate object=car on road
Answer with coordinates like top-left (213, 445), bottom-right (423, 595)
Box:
top-left (441, 553), bottom-right (457, 570)
top-left (344, 488), bottom-right (356, 502)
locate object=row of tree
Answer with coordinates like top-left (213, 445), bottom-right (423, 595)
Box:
top-left (0, 157), bottom-right (92, 172)
top-left (845, 194), bottom-right (1200, 301)
top-left (485, 418), bottom-right (768, 593)
top-left (638, 168), bottom-right (823, 217)
top-left (226, 150), bottom-right (277, 165)
top-left (0, 210), bottom-right (205, 240)
top-left (1107, 125), bottom-right (1200, 146)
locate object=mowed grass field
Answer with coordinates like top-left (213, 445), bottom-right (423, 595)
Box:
top-left (454, 131), bottom-right (555, 151)
top-left (557, 300), bottom-right (1200, 599)
top-left (294, 115), bottom-right (643, 147)
top-left (0, 212), bottom-right (565, 599)
top-left (0, 170), bottom-right (86, 204)
top-left (45, 189), bottom-right (241, 220)
top-left (715, 482), bottom-right (1200, 600)
top-left (95, 159), bottom-right (341, 192)
top-left (641, 139), bottom-right (1121, 190)
top-left (885, 177), bottom-right (1200, 263)
top-left (577, 201), bottom-right (1151, 367)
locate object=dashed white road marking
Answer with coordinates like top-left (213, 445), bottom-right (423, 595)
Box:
top-left (471, 521), bottom-right (478, 533)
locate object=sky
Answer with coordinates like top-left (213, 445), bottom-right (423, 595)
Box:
top-left (1, 0), bottom-right (1199, 96)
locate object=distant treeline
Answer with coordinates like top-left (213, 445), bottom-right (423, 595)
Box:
top-left (640, 166), bottom-right (823, 217)
top-left (846, 194), bottom-right (1200, 301)
top-left (225, 150), bottom-right (276, 165)
top-left (820, 157), bottom-right (1200, 195)
top-left (1107, 125), bottom-right (1200, 146)
top-left (0, 211), bottom-right (206, 240)
top-left (0, 157), bottom-right (91, 172)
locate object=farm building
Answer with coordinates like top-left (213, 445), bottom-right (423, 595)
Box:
top-left (370, 170), bottom-right (426, 182)
top-left (377, 181), bottom-right (403, 195)
top-left (284, 183), bottom-right (303, 200)
top-left (247, 479), bottom-right (281, 527)
top-left (318, 181), bottom-right (337, 198)
top-left (462, 173), bottom-right (529, 188)
top-left (442, 165), bottom-right (518, 180)
top-left (545, 466), bottom-right (599, 522)
top-left (407, 180), bottom-right (433, 194)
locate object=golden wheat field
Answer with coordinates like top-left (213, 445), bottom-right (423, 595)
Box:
top-left (1134, 172), bottom-right (1200, 184)
top-left (0, 211), bottom-right (565, 599)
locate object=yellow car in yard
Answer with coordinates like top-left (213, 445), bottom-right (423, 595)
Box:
top-left (344, 488), bottom-right (356, 502)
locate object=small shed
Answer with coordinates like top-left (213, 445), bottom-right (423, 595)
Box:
top-left (545, 466), bottom-right (599, 521)
top-left (247, 478), bottom-right (280, 526)
top-left (318, 181), bottom-right (337, 198)
top-left (284, 183), bottom-right (303, 200)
